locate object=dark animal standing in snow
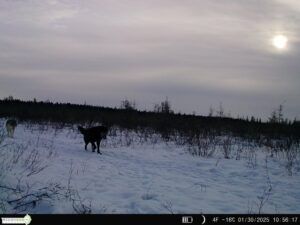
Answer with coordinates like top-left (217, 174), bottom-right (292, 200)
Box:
top-left (78, 126), bottom-right (108, 154)
top-left (6, 119), bottom-right (17, 138)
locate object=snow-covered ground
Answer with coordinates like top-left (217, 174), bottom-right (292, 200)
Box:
top-left (0, 119), bottom-right (299, 214)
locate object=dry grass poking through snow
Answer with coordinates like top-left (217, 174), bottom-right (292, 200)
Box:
top-left (0, 120), bottom-right (299, 213)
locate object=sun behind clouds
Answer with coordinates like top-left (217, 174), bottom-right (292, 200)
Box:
top-left (272, 35), bottom-right (288, 50)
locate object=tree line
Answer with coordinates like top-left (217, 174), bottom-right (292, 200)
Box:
top-left (0, 97), bottom-right (299, 141)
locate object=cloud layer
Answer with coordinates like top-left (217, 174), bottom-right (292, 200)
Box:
top-left (1, 0), bottom-right (300, 119)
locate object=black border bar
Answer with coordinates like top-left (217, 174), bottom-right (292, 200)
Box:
top-left (0, 214), bottom-right (299, 225)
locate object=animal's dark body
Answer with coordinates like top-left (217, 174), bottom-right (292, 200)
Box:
top-left (78, 126), bottom-right (108, 154)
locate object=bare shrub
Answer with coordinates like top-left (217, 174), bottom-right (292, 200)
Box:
top-left (188, 132), bottom-right (218, 157)
top-left (64, 161), bottom-right (94, 214)
top-left (162, 200), bottom-right (175, 214)
top-left (124, 129), bottom-right (134, 147)
top-left (235, 142), bottom-right (244, 160)
top-left (0, 128), bottom-right (5, 144)
top-left (278, 138), bottom-right (299, 176)
top-left (245, 148), bottom-right (257, 168)
top-left (265, 137), bottom-right (299, 176)
top-left (0, 123), bottom-right (58, 213)
top-left (285, 148), bottom-right (298, 176)
top-left (71, 190), bottom-right (92, 214)
top-left (257, 157), bottom-right (273, 214)
top-left (0, 140), bottom-right (61, 212)
top-left (222, 136), bottom-right (233, 159)
top-left (2, 183), bottom-right (62, 213)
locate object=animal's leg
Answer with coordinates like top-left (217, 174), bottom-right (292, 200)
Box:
top-left (92, 142), bottom-right (96, 152)
top-left (96, 140), bottom-right (102, 154)
top-left (7, 128), bottom-right (11, 138)
top-left (84, 141), bottom-right (88, 151)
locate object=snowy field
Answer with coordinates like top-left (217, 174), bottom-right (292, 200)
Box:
top-left (0, 119), bottom-right (299, 214)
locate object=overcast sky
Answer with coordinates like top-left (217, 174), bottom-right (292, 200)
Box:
top-left (0, 0), bottom-right (300, 120)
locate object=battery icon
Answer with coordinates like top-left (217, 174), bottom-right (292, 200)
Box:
top-left (182, 216), bottom-right (193, 224)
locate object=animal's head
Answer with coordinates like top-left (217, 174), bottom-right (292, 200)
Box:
top-left (101, 132), bottom-right (107, 139)
top-left (6, 119), bottom-right (17, 127)
top-left (100, 127), bottom-right (108, 139)
top-left (77, 126), bottom-right (85, 134)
